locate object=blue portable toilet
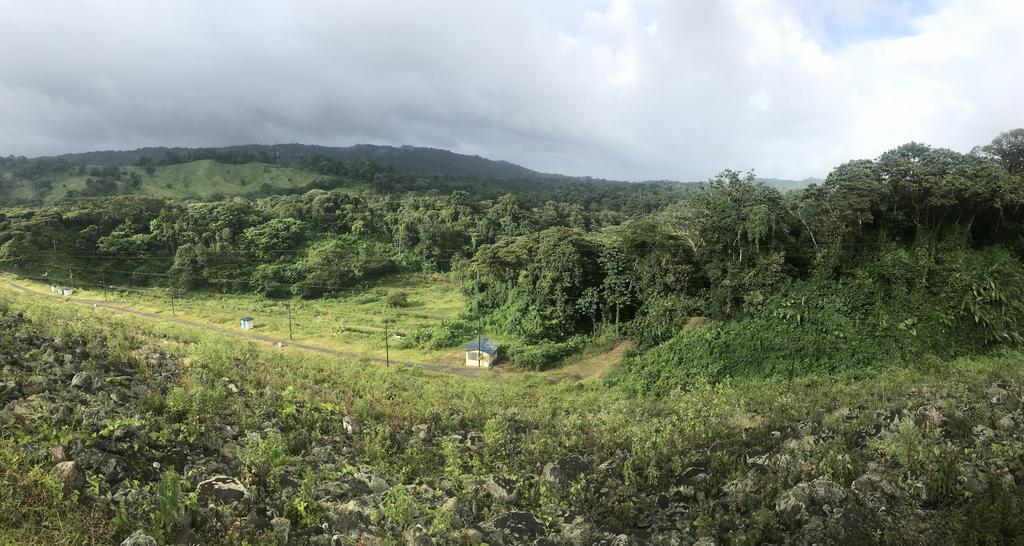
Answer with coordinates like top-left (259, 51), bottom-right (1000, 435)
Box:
top-left (241, 316), bottom-right (255, 330)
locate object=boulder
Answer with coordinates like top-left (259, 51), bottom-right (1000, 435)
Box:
top-left (680, 466), bottom-right (709, 489)
top-left (541, 455), bottom-right (587, 488)
top-left (96, 454), bottom-right (128, 484)
top-left (775, 477), bottom-right (848, 527)
top-left (272, 516), bottom-right (291, 545)
top-left (851, 472), bottom-right (900, 513)
top-left (356, 471), bottom-right (389, 494)
top-left (70, 371), bottom-right (95, 392)
top-left (49, 444), bottom-right (67, 463)
top-left (50, 460), bottom-right (85, 494)
top-left (491, 511), bottom-right (546, 542)
top-left (343, 415), bottom-right (362, 435)
top-left (404, 524), bottom-right (434, 546)
top-left (987, 384), bottom-right (1009, 404)
top-left (120, 530), bottom-right (158, 546)
top-left (21, 377), bottom-right (49, 396)
top-left (0, 381), bottom-right (20, 403)
top-left (560, 516), bottom-right (599, 546)
top-left (721, 475), bottom-right (761, 511)
top-left (485, 475), bottom-right (519, 503)
top-left (196, 476), bottom-right (249, 505)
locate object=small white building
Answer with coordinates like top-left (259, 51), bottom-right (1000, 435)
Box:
top-left (465, 338), bottom-right (499, 368)
top-left (241, 316), bottom-right (255, 330)
top-left (58, 287), bottom-right (74, 297)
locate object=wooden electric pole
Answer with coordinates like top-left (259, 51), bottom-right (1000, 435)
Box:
top-left (384, 319), bottom-right (390, 367)
top-left (287, 301), bottom-right (293, 340)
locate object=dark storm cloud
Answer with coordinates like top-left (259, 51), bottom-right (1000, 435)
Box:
top-left (1, 0), bottom-right (1023, 180)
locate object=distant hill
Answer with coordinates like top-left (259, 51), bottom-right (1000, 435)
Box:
top-left (46, 144), bottom-right (543, 181)
top-left (0, 160), bottom-right (330, 206)
top-left (1, 144), bottom-right (819, 208)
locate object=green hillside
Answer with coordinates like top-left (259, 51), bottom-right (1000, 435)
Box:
top-left (1, 160), bottom-right (328, 205)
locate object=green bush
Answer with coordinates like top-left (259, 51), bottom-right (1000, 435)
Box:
top-left (503, 336), bottom-right (588, 370)
top-left (404, 318), bottom-right (472, 350)
top-left (385, 291), bottom-right (410, 308)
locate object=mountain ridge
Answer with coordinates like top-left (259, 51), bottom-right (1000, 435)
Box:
top-left (21, 143), bottom-right (817, 188)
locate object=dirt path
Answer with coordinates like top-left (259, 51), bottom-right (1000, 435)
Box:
top-left (3, 281), bottom-right (490, 379)
top-left (545, 341), bottom-right (634, 382)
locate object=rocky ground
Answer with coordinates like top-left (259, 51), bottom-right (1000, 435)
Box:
top-left (2, 304), bottom-right (1024, 544)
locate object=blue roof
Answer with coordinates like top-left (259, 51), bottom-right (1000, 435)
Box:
top-left (465, 338), bottom-right (500, 356)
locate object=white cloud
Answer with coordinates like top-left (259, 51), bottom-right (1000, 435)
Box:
top-left (0, 0), bottom-right (1021, 181)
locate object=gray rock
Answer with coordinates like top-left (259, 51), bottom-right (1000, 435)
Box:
top-left (560, 516), bottom-right (598, 546)
top-left (722, 475), bottom-right (761, 510)
top-left (196, 475), bottom-right (249, 505)
top-left (680, 466), bottom-right (709, 489)
top-left (70, 371), bottom-right (95, 392)
top-left (21, 377), bottom-right (48, 396)
top-left (541, 455), bottom-right (587, 488)
top-left (491, 511), bottom-right (546, 541)
top-left (50, 444), bottom-right (67, 463)
top-left (648, 531), bottom-right (696, 546)
top-left (485, 475), bottom-right (519, 503)
top-left (412, 423), bottom-right (432, 443)
top-left (272, 516), bottom-right (291, 545)
top-left (50, 460), bottom-right (85, 494)
top-left (97, 454), bottom-right (128, 484)
top-left (355, 471), bottom-right (389, 494)
top-left (404, 524), bottom-right (434, 546)
top-left (962, 464), bottom-right (989, 496)
top-left (455, 528), bottom-right (485, 544)
top-left (120, 530), bottom-right (158, 546)
top-left (343, 415), bottom-right (362, 435)
top-left (972, 425), bottom-right (996, 445)
top-left (987, 384), bottom-right (1009, 404)
top-left (851, 472), bottom-right (900, 512)
top-left (776, 477), bottom-right (848, 527)
top-left (0, 381), bottom-right (20, 403)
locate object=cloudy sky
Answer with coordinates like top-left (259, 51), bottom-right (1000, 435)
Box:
top-left (1, 0), bottom-right (1022, 181)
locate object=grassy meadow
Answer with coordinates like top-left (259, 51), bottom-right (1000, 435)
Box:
top-left (8, 160), bottom-right (329, 204)
top-left (0, 272), bottom-right (467, 365)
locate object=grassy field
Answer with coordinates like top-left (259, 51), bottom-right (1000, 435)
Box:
top-left (0, 272), bottom-right (467, 365)
top-left (6, 160), bottom-right (330, 204)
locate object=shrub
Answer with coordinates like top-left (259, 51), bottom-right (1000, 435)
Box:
top-left (239, 431), bottom-right (288, 483)
top-left (404, 318), bottom-right (472, 350)
top-left (502, 336), bottom-right (588, 370)
top-left (385, 291), bottom-right (410, 308)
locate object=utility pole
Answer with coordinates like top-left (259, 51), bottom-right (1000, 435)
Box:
top-left (384, 319), bottom-right (390, 367)
top-left (476, 270), bottom-right (482, 367)
top-left (287, 301), bottom-right (293, 341)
